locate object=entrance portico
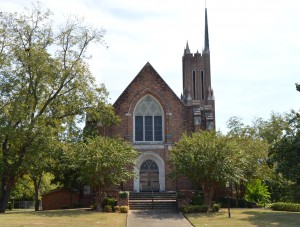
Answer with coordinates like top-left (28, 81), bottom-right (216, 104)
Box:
top-left (134, 152), bottom-right (165, 192)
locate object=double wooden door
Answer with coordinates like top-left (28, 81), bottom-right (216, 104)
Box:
top-left (139, 160), bottom-right (159, 192)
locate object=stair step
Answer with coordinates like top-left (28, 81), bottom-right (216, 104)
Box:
top-left (128, 192), bottom-right (178, 210)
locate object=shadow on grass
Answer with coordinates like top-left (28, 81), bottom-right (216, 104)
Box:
top-left (241, 210), bottom-right (300, 227)
top-left (5, 208), bottom-right (94, 217)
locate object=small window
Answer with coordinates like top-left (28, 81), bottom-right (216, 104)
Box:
top-left (201, 71), bottom-right (205, 99)
top-left (192, 71), bottom-right (196, 99)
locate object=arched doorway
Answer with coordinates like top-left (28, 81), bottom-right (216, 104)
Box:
top-left (134, 152), bottom-right (165, 192)
top-left (139, 160), bottom-right (159, 192)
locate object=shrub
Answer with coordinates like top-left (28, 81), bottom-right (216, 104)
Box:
top-left (104, 205), bottom-right (112, 212)
top-left (192, 192), bottom-right (204, 205)
top-left (119, 206), bottom-right (128, 213)
top-left (245, 179), bottom-right (270, 205)
top-left (181, 205), bottom-right (209, 213)
top-left (212, 204), bottom-right (220, 212)
top-left (177, 192), bottom-right (185, 199)
top-left (119, 192), bottom-right (128, 198)
top-left (271, 202), bottom-right (300, 212)
top-left (113, 206), bottom-right (120, 212)
top-left (6, 202), bottom-right (12, 210)
top-left (102, 197), bottom-right (117, 208)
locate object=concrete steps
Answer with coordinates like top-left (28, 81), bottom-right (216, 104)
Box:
top-left (129, 192), bottom-right (177, 210)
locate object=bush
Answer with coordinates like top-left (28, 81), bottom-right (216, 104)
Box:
top-left (104, 205), bottom-right (112, 212)
top-left (212, 204), bottom-right (220, 212)
top-left (102, 197), bottom-right (117, 208)
top-left (113, 206), bottom-right (120, 212)
top-left (271, 202), bottom-right (300, 212)
top-left (119, 192), bottom-right (128, 198)
top-left (181, 205), bottom-right (209, 213)
top-left (217, 197), bottom-right (256, 208)
top-left (177, 192), bottom-right (185, 199)
top-left (192, 192), bottom-right (204, 205)
top-left (119, 206), bottom-right (128, 213)
top-left (6, 202), bottom-right (12, 210)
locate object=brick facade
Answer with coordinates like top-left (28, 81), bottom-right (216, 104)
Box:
top-left (100, 7), bottom-right (215, 193)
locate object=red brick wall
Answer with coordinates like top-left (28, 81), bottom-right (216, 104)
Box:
top-left (42, 190), bottom-right (80, 210)
top-left (103, 63), bottom-right (196, 191)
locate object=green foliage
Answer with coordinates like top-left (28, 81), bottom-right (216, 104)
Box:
top-left (75, 136), bottom-right (137, 210)
top-left (171, 131), bottom-right (245, 209)
top-left (181, 205), bottom-right (209, 213)
top-left (11, 173), bottom-right (59, 201)
top-left (119, 192), bottom-right (128, 198)
top-left (269, 111), bottom-right (300, 185)
top-left (103, 205), bottom-right (112, 212)
top-left (0, 3), bottom-right (118, 212)
top-left (102, 197), bottom-right (117, 208)
top-left (271, 202), bottom-right (300, 212)
top-left (191, 192), bottom-right (204, 205)
top-left (119, 206), bottom-right (128, 213)
top-left (6, 202), bottom-right (12, 210)
top-left (296, 83), bottom-right (300, 92)
top-left (245, 179), bottom-right (271, 205)
top-left (212, 204), bottom-right (220, 212)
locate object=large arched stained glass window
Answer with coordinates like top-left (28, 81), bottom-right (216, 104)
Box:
top-left (134, 95), bottom-right (163, 142)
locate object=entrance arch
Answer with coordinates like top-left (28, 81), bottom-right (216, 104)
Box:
top-left (134, 152), bottom-right (165, 192)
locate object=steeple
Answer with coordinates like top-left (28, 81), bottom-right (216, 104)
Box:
top-left (204, 7), bottom-right (209, 52)
top-left (184, 41), bottom-right (190, 54)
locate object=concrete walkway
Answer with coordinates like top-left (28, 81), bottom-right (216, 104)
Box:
top-left (127, 210), bottom-right (192, 227)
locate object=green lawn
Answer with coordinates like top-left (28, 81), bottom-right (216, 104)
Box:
top-left (0, 209), bottom-right (127, 227)
top-left (185, 208), bottom-right (300, 227)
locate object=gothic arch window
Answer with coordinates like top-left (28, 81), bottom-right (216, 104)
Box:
top-left (134, 95), bottom-right (163, 142)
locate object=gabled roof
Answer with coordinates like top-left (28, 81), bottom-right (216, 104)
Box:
top-left (114, 62), bottom-right (182, 106)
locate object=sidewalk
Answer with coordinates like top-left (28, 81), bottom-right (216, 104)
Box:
top-left (127, 210), bottom-right (192, 227)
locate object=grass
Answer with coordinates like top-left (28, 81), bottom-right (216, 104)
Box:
top-left (185, 208), bottom-right (300, 227)
top-left (0, 208), bottom-right (127, 227)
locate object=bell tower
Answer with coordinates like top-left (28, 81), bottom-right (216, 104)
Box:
top-left (181, 7), bottom-right (215, 131)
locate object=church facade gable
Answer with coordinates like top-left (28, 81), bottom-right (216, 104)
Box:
top-left (104, 7), bottom-right (215, 192)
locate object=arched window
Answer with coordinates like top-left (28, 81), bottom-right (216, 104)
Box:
top-left (134, 95), bottom-right (163, 142)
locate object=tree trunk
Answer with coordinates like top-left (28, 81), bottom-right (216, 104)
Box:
top-left (33, 172), bottom-right (43, 211)
top-left (0, 179), bottom-right (14, 213)
top-left (33, 179), bottom-right (40, 211)
top-left (95, 186), bottom-right (105, 212)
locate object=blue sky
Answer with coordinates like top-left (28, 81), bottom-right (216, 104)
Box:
top-left (2, 0), bottom-right (300, 132)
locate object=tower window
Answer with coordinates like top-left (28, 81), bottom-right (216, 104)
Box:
top-left (192, 71), bottom-right (196, 99)
top-left (134, 95), bottom-right (163, 142)
top-left (201, 71), bottom-right (205, 99)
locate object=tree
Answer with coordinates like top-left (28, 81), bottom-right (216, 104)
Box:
top-left (226, 116), bottom-right (274, 203)
top-left (170, 131), bottom-right (245, 210)
top-left (269, 111), bottom-right (300, 188)
top-left (296, 83), bottom-right (300, 92)
top-left (0, 4), bottom-right (115, 212)
top-left (245, 179), bottom-right (270, 205)
top-left (75, 136), bottom-right (137, 211)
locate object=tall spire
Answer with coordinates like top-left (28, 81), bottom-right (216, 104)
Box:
top-left (184, 41), bottom-right (190, 54)
top-left (204, 7), bottom-right (210, 52)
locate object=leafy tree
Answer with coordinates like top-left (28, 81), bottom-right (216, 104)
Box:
top-left (296, 83), bottom-right (300, 92)
top-left (11, 173), bottom-right (59, 202)
top-left (226, 116), bottom-right (274, 203)
top-left (170, 131), bottom-right (245, 210)
top-left (269, 111), bottom-right (300, 201)
top-left (75, 136), bottom-right (137, 211)
top-left (245, 179), bottom-right (271, 205)
top-left (0, 4), bottom-right (116, 212)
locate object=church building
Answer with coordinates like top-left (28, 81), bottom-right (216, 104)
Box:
top-left (107, 7), bottom-right (215, 192)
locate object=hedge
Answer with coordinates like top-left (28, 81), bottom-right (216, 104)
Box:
top-left (271, 202), bottom-right (300, 212)
top-left (181, 205), bottom-right (209, 213)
